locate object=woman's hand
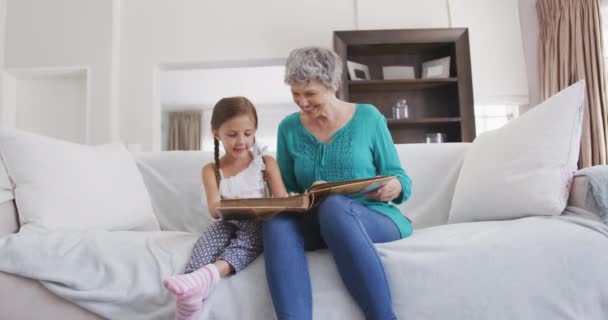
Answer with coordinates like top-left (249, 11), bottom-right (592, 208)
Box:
top-left (364, 177), bottom-right (402, 202)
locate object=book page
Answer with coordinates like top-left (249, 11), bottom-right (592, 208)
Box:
top-left (216, 176), bottom-right (395, 220)
top-left (307, 176), bottom-right (394, 196)
top-left (348, 180), bottom-right (387, 198)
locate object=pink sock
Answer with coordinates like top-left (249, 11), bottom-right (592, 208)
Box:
top-left (174, 287), bottom-right (204, 320)
top-left (163, 264), bottom-right (220, 297)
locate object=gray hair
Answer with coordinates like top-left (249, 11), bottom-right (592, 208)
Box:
top-left (284, 47), bottom-right (343, 91)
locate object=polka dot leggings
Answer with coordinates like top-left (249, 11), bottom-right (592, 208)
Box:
top-left (184, 220), bottom-right (263, 273)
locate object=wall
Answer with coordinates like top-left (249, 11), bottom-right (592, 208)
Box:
top-left (449, 0), bottom-right (529, 106)
top-left (3, 0), bottom-right (115, 144)
top-left (518, 0), bottom-right (540, 111)
top-left (122, 0), bottom-right (530, 150)
top-left (110, 0), bottom-right (121, 141)
top-left (357, 0), bottom-right (450, 29)
top-left (2, 0), bottom-right (533, 150)
top-left (159, 65), bottom-right (291, 107)
top-left (15, 72), bottom-right (87, 143)
top-left (0, 0), bottom-right (6, 119)
top-left (120, 0), bottom-right (356, 151)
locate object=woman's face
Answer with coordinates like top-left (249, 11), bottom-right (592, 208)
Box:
top-left (290, 79), bottom-right (335, 115)
top-left (213, 114), bottom-right (257, 160)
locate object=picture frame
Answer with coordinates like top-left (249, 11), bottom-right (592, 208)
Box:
top-left (421, 56), bottom-right (451, 79)
top-left (382, 66), bottom-right (415, 80)
top-left (346, 61), bottom-right (371, 81)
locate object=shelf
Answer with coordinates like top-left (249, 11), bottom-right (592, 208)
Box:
top-left (335, 28), bottom-right (475, 142)
top-left (387, 117), bottom-right (462, 125)
top-left (347, 42), bottom-right (454, 56)
top-left (349, 78), bottom-right (457, 91)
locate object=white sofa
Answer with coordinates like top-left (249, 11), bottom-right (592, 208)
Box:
top-left (1, 143), bottom-right (607, 320)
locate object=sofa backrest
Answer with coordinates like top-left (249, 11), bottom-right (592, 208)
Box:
top-left (0, 159), bottom-right (17, 236)
top-left (394, 143), bottom-right (469, 228)
top-left (135, 151), bottom-right (214, 234)
top-left (134, 143), bottom-right (471, 233)
top-left (0, 143), bottom-right (600, 235)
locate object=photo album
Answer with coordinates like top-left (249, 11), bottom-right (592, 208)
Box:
top-left (217, 175), bottom-right (395, 220)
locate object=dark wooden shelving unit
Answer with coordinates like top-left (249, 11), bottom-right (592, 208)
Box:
top-left (349, 78), bottom-right (458, 91)
top-left (387, 117), bottom-right (462, 125)
top-left (334, 28), bottom-right (475, 144)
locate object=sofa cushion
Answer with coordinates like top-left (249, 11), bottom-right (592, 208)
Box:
top-left (448, 80), bottom-right (585, 223)
top-left (0, 201), bottom-right (18, 236)
top-left (135, 151), bottom-right (214, 234)
top-left (0, 129), bottom-right (159, 231)
top-left (133, 145), bottom-right (471, 232)
top-left (0, 154), bottom-right (13, 204)
top-left (395, 143), bottom-right (469, 228)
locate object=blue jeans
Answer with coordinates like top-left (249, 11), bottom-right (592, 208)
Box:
top-left (263, 195), bottom-right (401, 320)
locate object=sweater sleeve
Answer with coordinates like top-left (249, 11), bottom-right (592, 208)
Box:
top-left (276, 121), bottom-right (299, 194)
top-left (372, 114), bottom-right (412, 204)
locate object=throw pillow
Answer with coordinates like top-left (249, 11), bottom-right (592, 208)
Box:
top-left (0, 129), bottom-right (160, 230)
top-left (448, 80), bottom-right (585, 223)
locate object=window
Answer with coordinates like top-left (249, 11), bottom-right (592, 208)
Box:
top-left (474, 104), bottom-right (520, 135)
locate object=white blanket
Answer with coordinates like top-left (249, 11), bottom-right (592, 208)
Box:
top-left (0, 227), bottom-right (198, 319)
top-left (1, 209), bottom-right (608, 320)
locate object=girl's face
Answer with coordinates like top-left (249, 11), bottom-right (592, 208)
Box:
top-left (290, 79), bottom-right (335, 115)
top-left (213, 114), bottom-right (257, 160)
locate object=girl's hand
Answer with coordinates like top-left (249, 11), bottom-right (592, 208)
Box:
top-left (364, 177), bottom-right (402, 202)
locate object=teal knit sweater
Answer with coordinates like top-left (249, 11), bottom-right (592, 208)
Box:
top-left (276, 104), bottom-right (413, 238)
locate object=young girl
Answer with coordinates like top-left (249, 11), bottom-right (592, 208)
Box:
top-left (162, 96), bottom-right (287, 320)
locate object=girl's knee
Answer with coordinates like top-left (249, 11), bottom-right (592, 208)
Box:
top-left (208, 220), bottom-right (235, 233)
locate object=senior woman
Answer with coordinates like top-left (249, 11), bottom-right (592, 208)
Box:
top-left (263, 46), bottom-right (413, 320)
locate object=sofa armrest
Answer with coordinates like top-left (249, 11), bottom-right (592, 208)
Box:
top-left (0, 272), bottom-right (103, 319)
top-left (0, 201), bottom-right (19, 237)
top-left (568, 175), bottom-right (601, 215)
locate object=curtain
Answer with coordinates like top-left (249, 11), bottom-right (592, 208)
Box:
top-left (537, 0), bottom-right (608, 167)
top-left (169, 111), bottom-right (202, 151)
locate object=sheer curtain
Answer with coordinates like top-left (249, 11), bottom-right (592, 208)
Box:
top-left (169, 111), bottom-right (202, 151)
top-left (537, 0), bottom-right (608, 167)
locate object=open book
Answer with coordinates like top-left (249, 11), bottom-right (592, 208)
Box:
top-left (217, 175), bottom-right (395, 220)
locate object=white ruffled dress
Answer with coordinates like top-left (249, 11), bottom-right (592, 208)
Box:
top-left (218, 143), bottom-right (269, 200)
